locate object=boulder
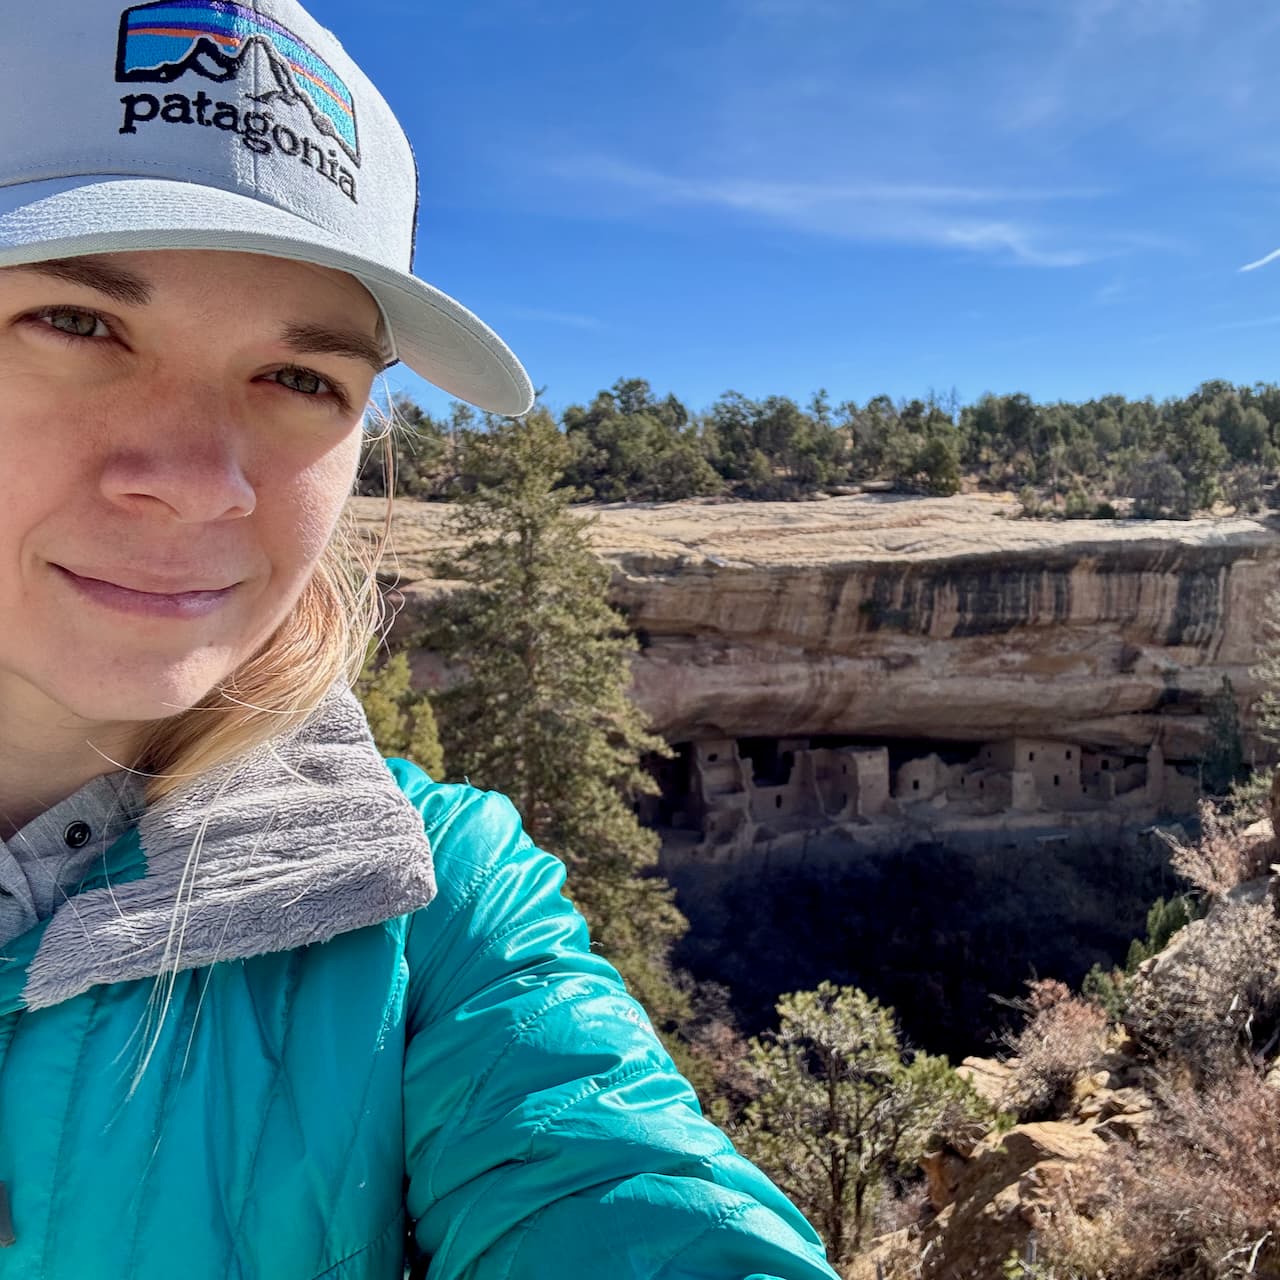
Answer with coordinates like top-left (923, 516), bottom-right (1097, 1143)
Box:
top-left (920, 1122), bottom-right (1106, 1278)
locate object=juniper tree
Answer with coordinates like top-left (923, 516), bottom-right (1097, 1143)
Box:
top-left (736, 981), bottom-right (985, 1266)
top-left (421, 409), bottom-right (690, 1039)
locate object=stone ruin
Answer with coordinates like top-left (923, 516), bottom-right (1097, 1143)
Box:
top-left (660, 733), bottom-right (1204, 860)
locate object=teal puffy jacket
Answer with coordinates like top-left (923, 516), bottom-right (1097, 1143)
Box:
top-left (0, 695), bottom-right (839, 1279)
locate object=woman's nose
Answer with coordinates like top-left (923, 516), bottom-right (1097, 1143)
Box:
top-left (97, 392), bottom-right (257, 523)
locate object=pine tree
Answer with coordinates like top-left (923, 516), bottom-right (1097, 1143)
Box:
top-left (1253, 590), bottom-right (1280, 749)
top-left (1202, 675), bottom-right (1246, 796)
top-left (355, 647), bottom-right (445, 778)
top-left (421, 410), bottom-right (691, 1042)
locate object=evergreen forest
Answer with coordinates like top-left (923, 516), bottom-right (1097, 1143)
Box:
top-left (360, 376), bottom-right (1280, 519)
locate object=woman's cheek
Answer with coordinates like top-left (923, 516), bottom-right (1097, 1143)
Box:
top-left (272, 445), bottom-right (361, 568)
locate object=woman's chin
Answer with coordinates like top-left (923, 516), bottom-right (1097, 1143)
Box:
top-left (47, 662), bottom-right (236, 727)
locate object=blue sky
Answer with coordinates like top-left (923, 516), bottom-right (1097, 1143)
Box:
top-left (310, 0), bottom-right (1280, 421)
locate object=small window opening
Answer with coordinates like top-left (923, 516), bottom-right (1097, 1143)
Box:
top-left (912, 779), bottom-right (920, 792)
top-left (707, 752), bottom-right (718, 763)
top-left (1054, 775), bottom-right (1060, 787)
top-left (775, 795), bottom-right (783, 809)
top-left (1066, 750), bottom-right (1073, 760)
top-left (1102, 760), bottom-right (1110, 772)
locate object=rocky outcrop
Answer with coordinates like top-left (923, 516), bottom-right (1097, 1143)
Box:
top-left (920, 1119), bottom-right (1108, 1278)
top-left (906, 1048), bottom-right (1152, 1278)
top-left (353, 493), bottom-right (1280, 762)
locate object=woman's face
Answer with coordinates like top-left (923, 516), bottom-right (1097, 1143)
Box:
top-left (0, 248), bottom-right (382, 732)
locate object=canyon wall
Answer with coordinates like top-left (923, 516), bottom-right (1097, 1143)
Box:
top-left (353, 492), bottom-right (1280, 763)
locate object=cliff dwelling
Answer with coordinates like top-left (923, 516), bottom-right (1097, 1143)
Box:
top-left (649, 732), bottom-right (1203, 864)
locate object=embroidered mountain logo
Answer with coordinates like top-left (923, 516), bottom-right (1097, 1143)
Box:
top-left (115, 1), bottom-right (360, 202)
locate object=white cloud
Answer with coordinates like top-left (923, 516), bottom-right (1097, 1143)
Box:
top-left (550, 156), bottom-right (1121, 267)
top-left (1239, 248), bottom-right (1280, 273)
top-left (562, 159), bottom-right (1101, 210)
top-left (941, 222), bottom-right (1097, 269)
top-left (501, 305), bottom-right (603, 331)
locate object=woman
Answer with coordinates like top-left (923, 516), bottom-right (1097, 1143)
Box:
top-left (0, 3), bottom-right (842, 1277)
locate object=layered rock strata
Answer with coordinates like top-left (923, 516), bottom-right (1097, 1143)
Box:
top-left (352, 493), bottom-right (1280, 763)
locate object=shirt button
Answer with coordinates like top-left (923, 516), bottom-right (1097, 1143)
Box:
top-left (64, 822), bottom-right (92, 850)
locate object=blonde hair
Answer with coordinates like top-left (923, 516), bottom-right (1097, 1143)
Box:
top-left (129, 428), bottom-right (396, 806)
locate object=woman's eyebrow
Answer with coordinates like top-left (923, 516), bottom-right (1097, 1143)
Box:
top-left (13, 257), bottom-right (153, 307)
top-left (9, 261), bottom-right (388, 370)
top-left (281, 323), bottom-right (392, 373)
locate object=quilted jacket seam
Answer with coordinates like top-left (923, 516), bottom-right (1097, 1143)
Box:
top-left (435, 906), bottom-right (553, 1000)
top-left (224, 953), bottom-right (304, 1279)
top-left (528, 1057), bottom-right (659, 1139)
top-left (422, 986), bottom-right (601, 1203)
top-left (408, 829), bottom-right (533, 1025)
top-left (651, 1200), bottom-right (756, 1280)
top-left (43, 988), bottom-right (105, 1273)
top-left (469, 986), bottom-right (603, 1111)
top-left (326, 993), bottom-right (393, 1242)
top-left (124, 977), bottom-right (204, 1276)
top-left (418, 794), bottom-right (532, 942)
top-left (309, 1208), bottom-right (403, 1278)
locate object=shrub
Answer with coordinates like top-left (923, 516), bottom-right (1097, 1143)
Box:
top-left (1165, 800), bottom-right (1273, 899)
top-left (1063, 485), bottom-right (1092, 519)
top-left (1001, 979), bottom-right (1108, 1121)
top-left (1126, 894), bottom-right (1195, 970)
top-left (1080, 895), bottom-right (1196, 1022)
top-left (1121, 452), bottom-right (1187, 518)
top-left (1035, 1067), bottom-right (1280, 1279)
top-left (1225, 768), bottom-right (1274, 823)
top-left (1018, 485), bottom-right (1044, 518)
top-left (355, 648), bottom-right (444, 778)
top-left (1124, 899), bottom-right (1280, 1073)
top-left (1080, 964), bottom-right (1127, 1021)
top-left (1224, 465), bottom-right (1266, 515)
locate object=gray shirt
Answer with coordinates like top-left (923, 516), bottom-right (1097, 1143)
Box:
top-left (0, 772), bottom-right (145, 947)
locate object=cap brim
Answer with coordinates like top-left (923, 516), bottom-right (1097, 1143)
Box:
top-left (0, 177), bottom-right (535, 417)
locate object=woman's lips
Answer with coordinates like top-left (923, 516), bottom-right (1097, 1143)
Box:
top-left (53, 565), bottom-right (238, 620)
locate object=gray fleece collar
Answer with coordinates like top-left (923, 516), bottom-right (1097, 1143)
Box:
top-left (22, 691), bottom-right (436, 1011)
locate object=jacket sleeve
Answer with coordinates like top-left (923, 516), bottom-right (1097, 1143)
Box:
top-left (392, 763), bottom-right (841, 1280)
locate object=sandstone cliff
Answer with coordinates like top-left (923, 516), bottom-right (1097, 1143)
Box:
top-left (351, 492), bottom-right (1280, 763)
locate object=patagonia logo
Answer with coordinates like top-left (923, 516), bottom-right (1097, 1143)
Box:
top-left (115, 1), bottom-right (360, 203)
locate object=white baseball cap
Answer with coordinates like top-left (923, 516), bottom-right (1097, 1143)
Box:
top-left (0, 0), bottom-right (535, 416)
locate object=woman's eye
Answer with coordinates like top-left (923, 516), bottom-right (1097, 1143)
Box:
top-left (41, 309), bottom-right (109, 339)
top-left (273, 366), bottom-right (330, 397)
